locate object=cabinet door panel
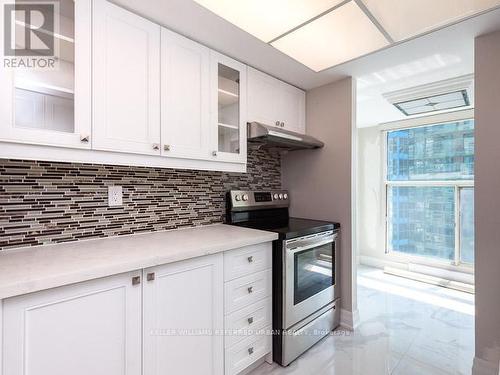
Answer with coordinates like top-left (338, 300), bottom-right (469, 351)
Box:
top-left (280, 82), bottom-right (306, 133)
top-left (93, 0), bottom-right (160, 155)
top-left (211, 52), bottom-right (247, 164)
top-left (143, 254), bottom-right (224, 375)
top-left (2, 272), bottom-right (142, 375)
top-left (161, 29), bottom-right (210, 160)
top-left (0, 0), bottom-right (91, 149)
top-left (247, 67), bottom-right (306, 134)
top-left (247, 67), bottom-right (280, 127)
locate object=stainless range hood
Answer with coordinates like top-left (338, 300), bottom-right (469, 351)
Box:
top-left (247, 122), bottom-right (324, 151)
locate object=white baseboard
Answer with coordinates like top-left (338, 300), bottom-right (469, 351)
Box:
top-left (472, 356), bottom-right (499, 375)
top-left (359, 255), bottom-right (405, 270)
top-left (340, 308), bottom-right (360, 331)
top-left (359, 255), bottom-right (474, 285)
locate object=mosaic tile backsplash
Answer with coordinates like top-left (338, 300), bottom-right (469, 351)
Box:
top-left (0, 145), bottom-right (281, 250)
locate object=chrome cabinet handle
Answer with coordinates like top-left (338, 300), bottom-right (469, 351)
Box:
top-left (80, 135), bottom-right (90, 143)
top-left (247, 317), bottom-right (254, 324)
top-left (153, 143), bottom-right (159, 151)
top-left (247, 256), bottom-right (254, 263)
top-left (164, 145), bottom-right (171, 151)
top-left (132, 276), bottom-right (141, 285)
top-left (147, 272), bottom-right (155, 282)
top-left (248, 347), bottom-right (254, 355)
top-left (247, 286), bottom-right (253, 294)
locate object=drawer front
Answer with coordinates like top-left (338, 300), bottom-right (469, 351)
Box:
top-left (224, 269), bottom-right (271, 314)
top-left (225, 326), bottom-right (271, 375)
top-left (224, 242), bottom-right (272, 282)
top-left (225, 297), bottom-right (271, 348)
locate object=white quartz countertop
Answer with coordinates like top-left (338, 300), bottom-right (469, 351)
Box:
top-left (0, 224), bottom-right (278, 300)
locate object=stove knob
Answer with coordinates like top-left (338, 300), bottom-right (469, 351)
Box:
top-left (242, 194), bottom-right (249, 201)
top-left (273, 193), bottom-right (279, 200)
top-left (278, 193), bottom-right (284, 200)
top-left (235, 195), bottom-right (241, 201)
top-left (283, 193), bottom-right (288, 200)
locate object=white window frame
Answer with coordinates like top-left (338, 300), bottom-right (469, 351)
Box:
top-left (380, 109), bottom-right (474, 268)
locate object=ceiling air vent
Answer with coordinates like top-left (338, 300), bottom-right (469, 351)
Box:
top-left (383, 74), bottom-right (474, 117)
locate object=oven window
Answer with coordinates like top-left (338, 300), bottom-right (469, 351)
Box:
top-left (294, 242), bottom-right (334, 305)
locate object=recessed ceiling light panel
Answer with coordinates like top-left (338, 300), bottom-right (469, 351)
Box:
top-left (394, 90), bottom-right (470, 116)
top-left (193, 0), bottom-right (344, 43)
top-left (361, 0), bottom-right (500, 41)
top-left (270, 1), bottom-right (389, 71)
top-left (384, 74), bottom-right (474, 116)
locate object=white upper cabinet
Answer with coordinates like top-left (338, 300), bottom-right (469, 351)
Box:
top-left (2, 271), bottom-right (142, 375)
top-left (0, 0), bottom-right (92, 148)
top-left (210, 51), bottom-right (247, 164)
top-left (161, 28), bottom-right (211, 160)
top-left (92, 0), bottom-right (161, 155)
top-left (247, 68), bottom-right (281, 127)
top-left (280, 81), bottom-right (306, 133)
top-left (247, 67), bottom-right (306, 134)
top-left (143, 254), bottom-right (224, 375)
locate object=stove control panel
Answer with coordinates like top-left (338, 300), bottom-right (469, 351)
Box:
top-left (228, 190), bottom-right (289, 211)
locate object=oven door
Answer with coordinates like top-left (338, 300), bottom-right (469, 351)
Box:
top-left (284, 230), bottom-right (338, 329)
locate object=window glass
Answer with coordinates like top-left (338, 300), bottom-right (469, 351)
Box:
top-left (388, 186), bottom-right (456, 261)
top-left (387, 120), bottom-right (474, 181)
top-left (460, 188), bottom-right (474, 264)
top-left (386, 120), bottom-right (474, 265)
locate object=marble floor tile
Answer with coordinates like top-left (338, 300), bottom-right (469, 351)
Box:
top-left (250, 266), bottom-right (474, 375)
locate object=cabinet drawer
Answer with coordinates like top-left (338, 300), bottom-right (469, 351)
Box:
top-left (224, 242), bottom-right (272, 282)
top-left (225, 326), bottom-right (271, 375)
top-left (225, 297), bottom-right (271, 348)
top-left (224, 269), bottom-right (271, 314)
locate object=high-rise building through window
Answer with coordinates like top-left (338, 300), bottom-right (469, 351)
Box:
top-left (386, 120), bottom-right (474, 264)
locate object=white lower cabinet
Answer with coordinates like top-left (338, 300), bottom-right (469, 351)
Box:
top-left (223, 243), bottom-right (273, 375)
top-left (1, 271), bottom-right (142, 375)
top-left (0, 245), bottom-right (272, 375)
top-left (143, 253), bottom-right (224, 375)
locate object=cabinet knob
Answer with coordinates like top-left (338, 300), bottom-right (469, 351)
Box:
top-left (152, 143), bottom-right (160, 151)
top-left (80, 135), bottom-right (90, 143)
top-left (247, 316), bottom-right (254, 324)
top-left (212, 151), bottom-right (218, 157)
top-left (164, 145), bottom-right (171, 151)
top-left (248, 347), bottom-right (254, 355)
top-left (247, 286), bottom-right (254, 294)
top-left (247, 256), bottom-right (254, 263)
top-left (132, 276), bottom-right (141, 285)
top-left (147, 272), bottom-right (155, 282)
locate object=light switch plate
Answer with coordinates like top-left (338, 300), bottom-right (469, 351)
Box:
top-left (108, 186), bottom-right (123, 207)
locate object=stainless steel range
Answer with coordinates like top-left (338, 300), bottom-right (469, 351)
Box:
top-left (226, 190), bottom-right (340, 366)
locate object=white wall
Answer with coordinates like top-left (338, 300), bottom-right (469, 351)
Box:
top-left (473, 29), bottom-right (500, 375)
top-left (281, 77), bottom-right (358, 325)
top-left (357, 126), bottom-right (385, 264)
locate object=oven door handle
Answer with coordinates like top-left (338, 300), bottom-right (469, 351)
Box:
top-left (286, 237), bottom-right (335, 254)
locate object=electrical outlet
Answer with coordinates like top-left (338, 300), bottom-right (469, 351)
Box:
top-left (108, 186), bottom-right (123, 207)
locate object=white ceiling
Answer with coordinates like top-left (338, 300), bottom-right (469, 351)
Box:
top-left (113, 0), bottom-right (500, 126)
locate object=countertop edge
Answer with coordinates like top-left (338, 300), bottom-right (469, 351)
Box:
top-left (0, 225), bottom-right (278, 300)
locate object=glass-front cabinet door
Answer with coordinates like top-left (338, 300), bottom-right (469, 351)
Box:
top-left (210, 51), bottom-right (247, 164)
top-left (0, 0), bottom-right (91, 149)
